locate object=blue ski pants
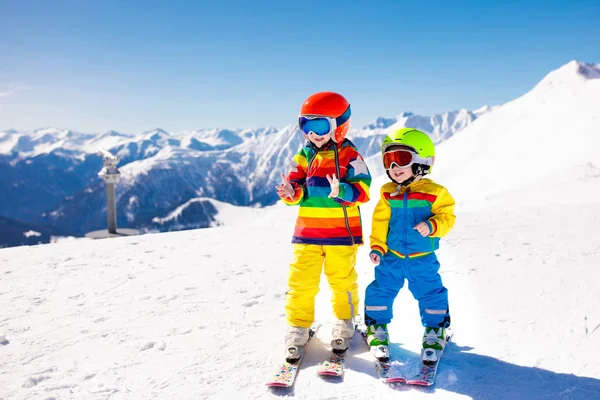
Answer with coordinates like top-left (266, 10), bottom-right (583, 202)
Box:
top-left (364, 252), bottom-right (450, 328)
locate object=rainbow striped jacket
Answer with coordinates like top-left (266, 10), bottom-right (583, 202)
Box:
top-left (370, 179), bottom-right (456, 259)
top-left (281, 139), bottom-right (371, 246)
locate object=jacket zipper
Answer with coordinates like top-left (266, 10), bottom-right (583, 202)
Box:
top-left (307, 145), bottom-right (317, 172)
top-left (403, 190), bottom-right (408, 256)
top-left (333, 144), bottom-right (354, 245)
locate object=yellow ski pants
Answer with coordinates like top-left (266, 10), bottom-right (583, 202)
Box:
top-left (285, 243), bottom-right (359, 328)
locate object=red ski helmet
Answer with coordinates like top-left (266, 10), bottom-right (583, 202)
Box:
top-left (299, 92), bottom-right (351, 142)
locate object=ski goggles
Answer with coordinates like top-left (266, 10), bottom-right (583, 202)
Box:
top-left (383, 148), bottom-right (433, 170)
top-left (298, 106), bottom-right (351, 136)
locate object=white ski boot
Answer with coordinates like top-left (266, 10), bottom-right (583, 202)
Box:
top-left (285, 326), bottom-right (310, 362)
top-left (331, 319), bottom-right (355, 353)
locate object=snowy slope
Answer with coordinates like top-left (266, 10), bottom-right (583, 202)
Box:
top-left (350, 108), bottom-right (494, 161)
top-left (433, 60), bottom-right (600, 210)
top-left (1, 171), bottom-right (599, 399)
top-left (356, 108), bottom-right (492, 144)
top-left (150, 197), bottom-right (268, 230)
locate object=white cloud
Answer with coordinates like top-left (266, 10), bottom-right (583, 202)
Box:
top-left (0, 84), bottom-right (29, 100)
top-left (0, 85), bottom-right (25, 113)
top-left (0, 87), bottom-right (19, 98)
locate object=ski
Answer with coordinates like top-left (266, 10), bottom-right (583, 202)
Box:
top-left (372, 358), bottom-right (406, 384)
top-left (317, 318), bottom-right (360, 378)
top-left (316, 351), bottom-right (347, 377)
top-left (265, 323), bottom-right (320, 388)
top-left (356, 318), bottom-right (406, 384)
top-left (405, 330), bottom-right (453, 387)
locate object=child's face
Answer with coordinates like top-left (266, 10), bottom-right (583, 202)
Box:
top-left (305, 132), bottom-right (331, 148)
top-left (389, 164), bottom-right (414, 183)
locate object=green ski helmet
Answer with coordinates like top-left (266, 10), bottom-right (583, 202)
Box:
top-left (381, 127), bottom-right (435, 176)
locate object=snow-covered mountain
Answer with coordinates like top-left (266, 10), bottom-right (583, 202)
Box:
top-left (433, 60), bottom-right (600, 209)
top-left (2, 60), bottom-right (598, 247)
top-left (0, 107), bottom-right (487, 245)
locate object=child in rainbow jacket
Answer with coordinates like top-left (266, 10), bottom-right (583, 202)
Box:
top-left (276, 91), bottom-right (371, 360)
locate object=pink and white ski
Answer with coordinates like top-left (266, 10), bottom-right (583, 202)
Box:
top-left (317, 352), bottom-right (347, 377)
top-left (357, 318), bottom-right (407, 384)
top-left (405, 330), bottom-right (453, 386)
top-left (317, 317), bottom-right (360, 378)
top-left (265, 324), bottom-right (320, 388)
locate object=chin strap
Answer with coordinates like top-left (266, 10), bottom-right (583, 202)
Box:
top-left (307, 138), bottom-right (334, 150)
top-left (388, 164), bottom-right (428, 196)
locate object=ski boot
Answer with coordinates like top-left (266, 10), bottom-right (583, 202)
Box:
top-left (284, 326), bottom-right (309, 362)
top-left (331, 319), bottom-right (354, 353)
top-left (366, 324), bottom-right (390, 361)
top-left (421, 327), bottom-right (447, 365)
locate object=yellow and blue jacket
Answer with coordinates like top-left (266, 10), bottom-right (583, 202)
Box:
top-left (281, 139), bottom-right (371, 246)
top-left (370, 178), bottom-right (455, 259)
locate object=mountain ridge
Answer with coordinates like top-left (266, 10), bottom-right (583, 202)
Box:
top-left (1, 60), bottom-right (598, 247)
top-left (1, 107), bottom-right (488, 242)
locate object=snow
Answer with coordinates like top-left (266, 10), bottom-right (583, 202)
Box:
top-left (535, 60), bottom-right (600, 89)
top-left (433, 61), bottom-right (600, 211)
top-left (151, 197), bottom-right (269, 227)
top-left (1, 60), bottom-right (600, 399)
top-left (1, 176), bottom-right (599, 399)
top-left (120, 147), bottom-right (179, 178)
top-left (22, 230), bottom-right (41, 238)
top-left (0, 107), bottom-right (485, 162)
top-left (353, 107), bottom-right (491, 144)
top-left (0, 130), bottom-right (19, 155)
top-left (472, 105), bottom-right (498, 116)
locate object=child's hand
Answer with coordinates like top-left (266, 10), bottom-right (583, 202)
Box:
top-left (326, 173), bottom-right (339, 198)
top-left (370, 253), bottom-right (381, 265)
top-left (414, 222), bottom-right (431, 237)
top-left (276, 173), bottom-right (294, 199)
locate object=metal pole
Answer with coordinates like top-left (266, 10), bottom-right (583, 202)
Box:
top-left (86, 148), bottom-right (138, 240)
top-left (106, 182), bottom-right (117, 234)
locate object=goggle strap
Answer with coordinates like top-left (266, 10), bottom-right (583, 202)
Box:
top-left (414, 155), bottom-right (433, 166)
top-left (335, 105), bottom-right (351, 126)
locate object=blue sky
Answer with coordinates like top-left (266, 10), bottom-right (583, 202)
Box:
top-left (1, 0), bottom-right (599, 133)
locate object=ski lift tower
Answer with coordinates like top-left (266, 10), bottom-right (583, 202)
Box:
top-left (85, 149), bottom-right (139, 239)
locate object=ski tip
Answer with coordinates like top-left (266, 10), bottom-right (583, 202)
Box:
top-left (384, 377), bottom-right (407, 384)
top-left (265, 382), bottom-right (292, 388)
top-left (317, 370), bottom-right (344, 377)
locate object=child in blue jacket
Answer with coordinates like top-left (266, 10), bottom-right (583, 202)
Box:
top-left (364, 128), bottom-right (456, 363)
